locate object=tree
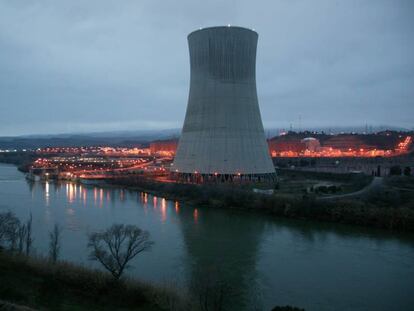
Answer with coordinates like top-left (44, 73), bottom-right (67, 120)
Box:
top-left (49, 224), bottom-right (62, 263)
top-left (190, 267), bottom-right (235, 311)
top-left (0, 211), bottom-right (20, 251)
top-left (87, 224), bottom-right (153, 280)
top-left (0, 212), bottom-right (33, 254)
top-left (17, 223), bottom-right (27, 253)
top-left (389, 165), bottom-right (402, 176)
top-left (25, 213), bottom-right (33, 256)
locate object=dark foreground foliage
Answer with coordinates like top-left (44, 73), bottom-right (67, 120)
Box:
top-left (272, 306), bottom-right (305, 311)
top-left (0, 252), bottom-right (163, 311)
top-left (113, 176), bottom-right (414, 232)
top-left (0, 299), bottom-right (36, 311)
top-left (0, 251), bottom-right (305, 311)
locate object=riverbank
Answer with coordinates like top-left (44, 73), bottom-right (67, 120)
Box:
top-left (2, 158), bottom-right (413, 232)
top-left (0, 251), bottom-right (168, 311)
top-left (0, 251), bottom-right (305, 311)
top-left (108, 176), bottom-right (414, 232)
top-left (0, 152), bottom-right (36, 172)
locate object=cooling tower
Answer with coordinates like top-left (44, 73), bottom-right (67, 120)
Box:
top-left (172, 26), bottom-right (275, 182)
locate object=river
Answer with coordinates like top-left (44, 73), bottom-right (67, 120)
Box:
top-left (0, 163), bottom-right (413, 310)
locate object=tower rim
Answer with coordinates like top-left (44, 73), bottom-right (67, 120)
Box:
top-left (188, 26), bottom-right (257, 39)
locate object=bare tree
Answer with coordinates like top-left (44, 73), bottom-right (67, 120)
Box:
top-left (49, 224), bottom-right (62, 263)
top-left (0, 211), bottom-right (20, 251)
top-left (0, 212), bottom-right (15, 244)
top-left (0, 212), bottom-right (34, 254)
top-left (87, 224), bottom-right (154, 280)
top-left (25, 213), bottom-right (33, 256)
top-left (190, 266), bottom-right (236, 311)
top-left (17, 223), bottom-right (27, 253)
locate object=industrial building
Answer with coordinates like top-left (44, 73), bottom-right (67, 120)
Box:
top-left (172, 26), bottom-right (276, 182)
top-left (149, 139), bottom-right (178, 156)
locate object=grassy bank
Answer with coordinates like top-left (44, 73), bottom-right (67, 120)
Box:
top-left (0, 252), bottom-right (305, 311)
top-left (0, 252), bottom-right (168, 311)
top-left (110, 176), bottom-right (414, 232)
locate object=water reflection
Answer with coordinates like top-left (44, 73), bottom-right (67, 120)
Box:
top-left (193, 208), bottom-right (198, 223)
top-left (93, 187), bottom-right (98, 204)
top-left (177, 207), bottom-right (266, 309)
top-left (161, 198), bottom-right (167, 222)
top-left (45, 181), bottom-right (50, 206)
top-left (99, 188), bottom-right (103, 207)
top-left (153, 196), bottom-right (157, 209)
top-left (11, 169), bottom-right (414, 311)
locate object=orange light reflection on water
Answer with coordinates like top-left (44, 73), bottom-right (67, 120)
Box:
top-left (82, 187), bottom-right (87, 205)
top-left (161, 198), bottom-right (167, 222)
top-left (93, 188), bottom-right (98, 204)
top-left (153, 196), bottom-right (157, 209)
top-left (193, 208), bottom-right (198, 223)
top-left (99, 189), bottom-right (103, 207)
top-left (68, 183), bottom-right (75, 203)
top-left (45, 181), bottom-right (50, 206)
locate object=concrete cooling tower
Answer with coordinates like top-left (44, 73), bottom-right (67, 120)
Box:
top-left (172, 26), bottom-right (276, 182)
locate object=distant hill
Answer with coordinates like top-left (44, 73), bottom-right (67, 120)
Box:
top-left (1, 126), bottom-right (412, 150)
top-left (0, 129), bottom-right (180, 149)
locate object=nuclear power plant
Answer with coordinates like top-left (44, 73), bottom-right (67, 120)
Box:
top-left (172, 26), bottom-right (276, 182)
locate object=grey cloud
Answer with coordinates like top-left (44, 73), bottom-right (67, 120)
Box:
top-left (0, 0), bottom-right (413, 135)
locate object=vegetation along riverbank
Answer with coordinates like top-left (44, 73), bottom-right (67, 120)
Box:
top-left (1, 157), bottom-right (413, 232)
top-left (110, 172), bottom-right (414, 232)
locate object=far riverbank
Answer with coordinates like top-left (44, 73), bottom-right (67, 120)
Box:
top-left (105, 174), bottom-right (414, 232)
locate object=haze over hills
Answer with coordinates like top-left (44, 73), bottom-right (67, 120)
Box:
top-left (0, 129), bottom-right (180, 149)
top-left (0, 125), bottom-right (412, 149)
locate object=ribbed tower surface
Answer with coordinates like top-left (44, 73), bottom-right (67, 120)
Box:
top-left (172, 26), bottom-right (275, 177)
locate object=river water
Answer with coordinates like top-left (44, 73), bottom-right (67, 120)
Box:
top-left (0, 163), bottom-right (413, 310)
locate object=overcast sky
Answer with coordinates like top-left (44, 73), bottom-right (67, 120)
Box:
top-left (0, 0), bottom-right (413, 136)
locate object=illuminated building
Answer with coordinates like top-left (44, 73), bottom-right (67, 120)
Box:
top-left (268, 131), bottom-right (413, 158)
top-left (149, 139), bottom-right (178, 156)
top-left (172, 26), bottom-right (275, 182)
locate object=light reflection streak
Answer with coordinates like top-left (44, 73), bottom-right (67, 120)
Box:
top-left (82, 188), bottom-right (87, 205)
top-left (142, 193), bottom-right (148, 214)
top-left (153, 196), bottom-right (157, 209)
top-left (94, 187), bottom-right (98, 204)
top-left (68, 183), bottom-right (75, 203)
top-left (45, 181), bottom-right (50, 206)
top-left (161, 198), bottom-right (167, 222)
top-left (175, 201), bottom-right (179, 213)
top-left (193, 208), bottom-right (198, 223)
top-left (99, 189), bottom-right (103, 207)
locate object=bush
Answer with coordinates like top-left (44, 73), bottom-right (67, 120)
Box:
top-left (272, 306), bottom-right (305, 311)
top-left (390, 166), bottom-right (402, 176)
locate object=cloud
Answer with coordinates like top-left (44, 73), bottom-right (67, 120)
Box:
top-left (0, 0), bottom-right (413, 135)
